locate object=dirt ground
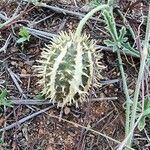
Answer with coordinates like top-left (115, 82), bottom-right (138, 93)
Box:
top-left (0, 0), bottom-right (150, 150)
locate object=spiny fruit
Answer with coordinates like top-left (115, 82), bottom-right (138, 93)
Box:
top-left (36, 31), bottom-right (104, 107)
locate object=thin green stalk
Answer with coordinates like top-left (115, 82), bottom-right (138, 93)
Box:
top-left (118, 113), bottom-right (143, 150)
top-left (74, 4), bottom-right (109, 38)
top-left (103, 8), bottom-right (131, 137)
top-left (107, 0), bottom-right (114, 6)
top-left (127, 5), bottom-right (150, 147)
top-left (116, 48), bottom-right (131, 137)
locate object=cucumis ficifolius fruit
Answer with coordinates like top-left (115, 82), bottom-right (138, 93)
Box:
top-left (36, 31), bottom-right (104, 107)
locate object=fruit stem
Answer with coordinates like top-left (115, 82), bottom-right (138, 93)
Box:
top-left (74, 4), bottom-right (109, 38)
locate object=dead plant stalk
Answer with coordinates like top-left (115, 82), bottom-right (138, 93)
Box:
top-left (127, 4), bottom-right (150, 148)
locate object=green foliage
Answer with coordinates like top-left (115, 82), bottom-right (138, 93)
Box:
top-left (138, 98), bottom-right (150, 131)
top-left (102, 9), bottom-right (130, 51)
top-left (102, 8), bottom-right (150, 63)
top-left (0, 139), bottom-right (8, 150)
top-left (17, 27), bottom-right (30, 43)
top-left (0, 89), bottom-right (13, 108)
top-left (102, 6), bottom-right (150, 134)
top-left (102, 9), bottom-right (118, 41)
top-left (89, 0), bottom-right (114, 8)
top-left (146, 47), bottom-right (150, 64)
top-left (89, 0), bottom-right (103, 8)
top-left (34, 93), bottom-right (45, 100)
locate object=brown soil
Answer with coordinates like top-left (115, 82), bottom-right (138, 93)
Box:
top-left (0, 0), bottom-right (150, 150)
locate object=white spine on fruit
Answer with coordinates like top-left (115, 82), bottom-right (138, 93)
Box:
top-left (48, 41), bottom-right (71, 100)
top-left (64, 42), bottom-right (83, 106)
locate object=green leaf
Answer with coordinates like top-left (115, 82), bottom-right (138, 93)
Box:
top-left (104, 39), bottom-right (115, 47)
top-left (16, 37), bottom-right (27, 43)
top-left (89, 0), bottom-right (103, 8)
top-left (18, 27), bottom-right (30, 38)
top-left (0, 24), bottom-right (3, 28)
top-left (0, 139), bottom-right (8, 150)
top-left (138, 98), bottom-right (150, 131)
top-left (138, 117), bottom-right (146, 131)
top-left (146, 57), bottom-right (150, 64)
top-left (118, 27), bottom-right (127, 43)
top-left (102, 8), bottom-right (140, 58)
top-left (143, 108), bottom-right (150, 116)
top-left (102, 9), bottom-right (118, 41)
top-left (144, 98), bottom-right (150, 110)
top-left (0, 89), bottom-right (13, 107)
top-left (34, 94), bottom-right (45, 100)
top-left (104, 39), bottom-right (117, 52)
top-left (0, 89), bottom-right (7, 99)
top-left (17, 27), bottom-right (30, 43)
top-left (122, 42), bottom-right (140, 57)
top-left (143, 98), bottom-right (150, 117)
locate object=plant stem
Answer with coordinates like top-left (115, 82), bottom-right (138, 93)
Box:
top-left (116, 48), bottom-right (131, 137)
top-left (127, 5), bottom-right (150, 147)
top-left (74, 4), bottom-right (109, 38)
top-left (103, 8), bottom-right (131, 138)
top-left (107, 0), bottom-right (114, 6)
top-left (118, 113), bottom-right (143, 150)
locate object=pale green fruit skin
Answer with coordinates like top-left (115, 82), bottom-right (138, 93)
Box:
top-left (37, 32), bottom-right (103, 107)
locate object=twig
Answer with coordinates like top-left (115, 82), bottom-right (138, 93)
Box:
top-left (10, 97), bottom-right (117, 105)
top-left (0, 106), bottom-right (53, 132)
top-left (33, 2), bottom-right (110, 24)
top-left (25, 27), bottom-right (113, 51)
top-left (25, 27), bottom-right (58, 39)
top-left (29, 14), bottom-right (54, 27)
top-left (0, 2), bottom-right (34, 30)
top-left (0, 14), bottom-right (20, 29)
top-left (0, 34), bottom-right (12, 53)
top-left (11, 99), bottom-right (52, 105)
top-left (90, 97), bottom-right (117, 101)
top-left (6, 67), bottom-right (27, 99)
top-left (25, 27), bottom-right (140, 58)
top-left (100, 79), bottom-right (120, 85)
top-left (1, 105), bottom-right (7, 142)
top-left (0, 12), bottom-right (8, 20)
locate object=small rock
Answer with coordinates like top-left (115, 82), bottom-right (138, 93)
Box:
top-left (109, 84), bottom-right (114, 88)
top-left (26, 67), bottom-right (31, 73)
top-left (11, 47), bottom-right (18, 52)
top-left (11, 61), bottom-right (17, 66)
top-left (21, 69), bottom-right (27, 74)
top-left (19, 62), bottom-right (24, 67)
top-left (64, 107), bottom-right (70, 115)
top-left (100, 93), bottom-right (105, 98)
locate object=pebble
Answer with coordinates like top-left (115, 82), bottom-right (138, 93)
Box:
top-left (11, 61), bottom-right (17, 67)
top-left (19, 62), bottom-right (24, 67)
top-left (64, 107), bottom-right (70, 115)
top-left (21, 69), bottom-right (27, 74)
